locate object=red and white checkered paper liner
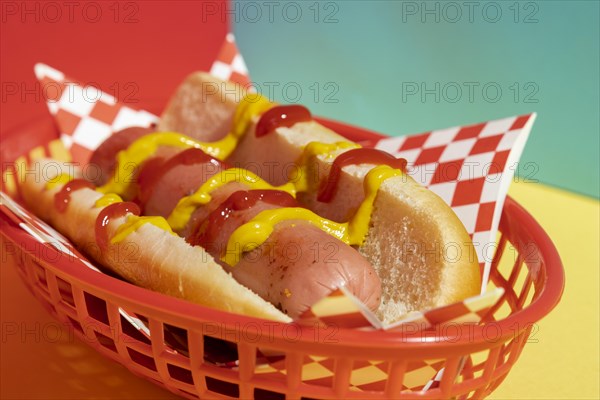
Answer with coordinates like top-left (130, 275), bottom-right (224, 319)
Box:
top-left (33, 33), bottom-right (251, 165)
top-left (209, 32), bottom-right (253, 89)
top-left (3, 33), bottom-right (534, 392)
top-left (370, 114), bottom-right (535, 292)
top-left (299, 286), bottom-right (503, 331)
top-left (248, 351), bottom-right (469, 393)
top-left (33, 63), bottom-right (158, 164)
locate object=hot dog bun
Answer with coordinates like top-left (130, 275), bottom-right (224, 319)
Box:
top-left (159, 71), bottom-right (242, 143)
top-left (20, 160), bottom-right (291, 322)
top-left (84, 134), bottom-right (383, 319)
top-left (160, 72), bottom-right (481, 323)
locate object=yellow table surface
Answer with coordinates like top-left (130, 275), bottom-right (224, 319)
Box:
top-left (1, 181), bottom-right (598, 399)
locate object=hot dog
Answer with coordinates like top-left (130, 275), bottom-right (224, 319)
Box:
top-left (159, 72), bottom-right (481, 323)
top-left (18, 71), bottom-right (480, 325)
top-left (94, 140), bottom-right (383, 318)
top-left (20, 161), bottom-right (290, 321)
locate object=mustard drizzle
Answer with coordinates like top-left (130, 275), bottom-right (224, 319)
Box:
top-left (166, 141), bottom-right (359, 232)
top-left (97, 94), bottom-right (274, 197)
top-left (223, 165), bottom-right (403, 265)
top-left (94, 192), bottom-right (175, 243)
top-left (291, 141), bottom-right (360, 192)
top-left (45, 173), bottom-right (73, 190)
top-left (97, 132), bottom-right (205, 196)
top-left (167, 168), bottom-right (297, 231)
top-left (79, 91), bottom-right (404, 262)
top-left (94, 193), bottom-right (123, 208)
top-left (110, 215), bottom-right (176, 244)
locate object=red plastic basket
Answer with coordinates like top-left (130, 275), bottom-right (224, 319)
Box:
top-left (0, 114), bottom-right (564, 399)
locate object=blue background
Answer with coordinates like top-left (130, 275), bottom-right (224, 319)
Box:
top-left (233, 1), bottom-right (599, 198)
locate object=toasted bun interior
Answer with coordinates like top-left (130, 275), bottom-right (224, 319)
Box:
top-left (362, 176), bottom-right (480, 323)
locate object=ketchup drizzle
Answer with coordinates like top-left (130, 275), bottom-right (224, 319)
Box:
top-left (188, 190), bottom-right (298, 249)
top-left (317, 149), bottom-right (408, 202)
top-left (255, 105), bottom-right (312, 138)
top-left (54, 179), bottom-right (95, 213)
top-left (95, 202), bottom-right (141, 252)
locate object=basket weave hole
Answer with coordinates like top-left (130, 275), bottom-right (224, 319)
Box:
top-left (167, 363), bottom-right (194, 385)
top-left (404, 358), bottom-right (446, 392)
top-left (495, 243), bottom-right (520, 281)
top-left (341, 359), bottom-right (388, 393)
top-left (203, 335), bottom-right (239, 365)
top-left (205, 376), bottom-right (239, 398)
top-left (126, 346), bottom-right (157, 371)
top-left (66, 315), bottom-right (84, 334)
top-left (253, 388), bottom-right (285, 399)
top-left (519, 283), bottom-right (537, 310)
top-left (119, 313), bottom-right (151, 345)
top-left (94, 330), bottom-right (117, 352)
top-left (32, 261), bottom-right (49, 290)
top-left (163, 323), bottom-right (190, 356)
top-left (512, 263), bottom-right (531, 301)
top-left (489, 243), bottom-right (524, 313)
top-left (55, 275), bottom-right (76, 308)
top-left (490, 298), bottom-right (513, 322)
top-left (461, 349), bottom-right (493, 381)
top-left (83, 292), bottom-right (109, 325)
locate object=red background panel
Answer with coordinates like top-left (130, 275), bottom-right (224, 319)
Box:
top-left (0, 0), bottom-right (229, 137)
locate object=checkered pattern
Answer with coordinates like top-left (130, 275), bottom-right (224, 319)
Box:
top-left (298, 288), bottom-right (377, 329)
top-left (1, 138), bottom-right (71, 197)
top-left (421, 357), bottom-right (467, 392)
top-left (385, 287), bottom-right (504, 330)
top-left (253, 354), bottom-right (451, 392)
top-left (34, 34), bottom-right (252, 165)
top-left (288, 285), bottom-right (501, 390)
top-left (372, 114), bottom-right (535, 291)
top-left (300, 286), bottom-right (503, 331)
top-left (34, 63), bottom-right (159, 164)
top-left (209, 33), bottom-right (252, 88)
